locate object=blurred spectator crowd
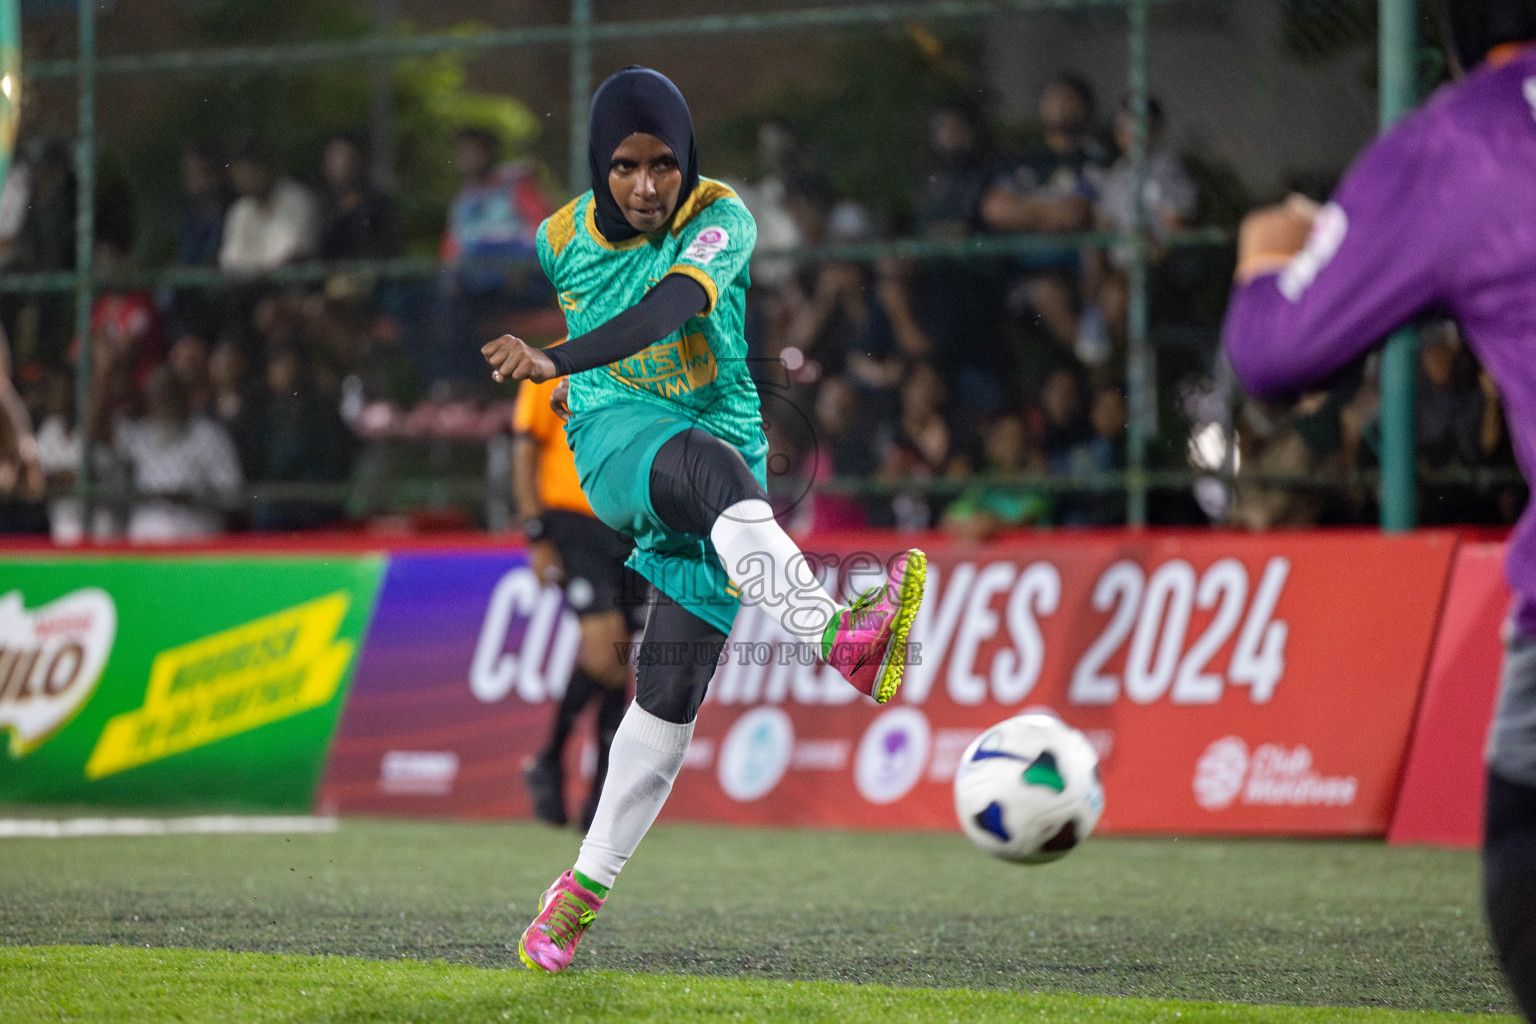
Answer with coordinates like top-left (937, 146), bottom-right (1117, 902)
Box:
top-left (733, 75), bottom-right (1522, 539)
top-left (0, 72), bottom-right (1524, 542)
top-left (0, 127), bottom-right (556, 541)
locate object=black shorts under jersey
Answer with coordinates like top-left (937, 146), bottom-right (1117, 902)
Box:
top-left (541, 509), bottom-right (648, 630)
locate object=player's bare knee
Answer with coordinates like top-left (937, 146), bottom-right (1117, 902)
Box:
top-left (579, 611), bottom-right (631, 687)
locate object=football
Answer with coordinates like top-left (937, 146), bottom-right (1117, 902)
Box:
top-left (953, 713), bottom-right (1105, 864)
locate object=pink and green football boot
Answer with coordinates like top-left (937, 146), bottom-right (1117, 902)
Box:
top-left (822, 548), bottom-right (927, 704)
top-left (517, 870), bottom-right (604, 972)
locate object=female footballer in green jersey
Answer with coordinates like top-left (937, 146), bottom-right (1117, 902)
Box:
top-left (481, 67), bottom-right (926, 972)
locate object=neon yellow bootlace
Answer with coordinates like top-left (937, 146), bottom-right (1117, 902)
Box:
top-left (541, 893), bottom-right (596, 950)
top-left (844, 583), bottom-right (886, 630)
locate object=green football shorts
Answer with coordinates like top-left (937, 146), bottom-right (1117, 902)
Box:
top-left (565, 402), bottom-right (767, 636)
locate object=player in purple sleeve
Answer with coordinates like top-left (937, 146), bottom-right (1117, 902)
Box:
top-left (1222, 2), bottom-right (1536, 1015)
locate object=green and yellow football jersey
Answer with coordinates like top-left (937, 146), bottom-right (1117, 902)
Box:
top-left (533, 179), bottom-right (767, 634)
top-left (536, 178), bottom-right (762, 451)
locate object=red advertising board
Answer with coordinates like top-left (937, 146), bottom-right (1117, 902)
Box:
top-left (1388, 541), bottom-right (1508, 848)
top-left (670, 531), bottom-right (1456, 836)
top-left (319, 532), bottom-right (1457, 836)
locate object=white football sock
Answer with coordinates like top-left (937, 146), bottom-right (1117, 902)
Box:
top-left (572, 703), bottom-right (695, 890)
top-left (710, 499), bottom-right (838, 641)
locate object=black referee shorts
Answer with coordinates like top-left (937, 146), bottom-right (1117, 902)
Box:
top-left (541, 509), bottom-right (648, 630)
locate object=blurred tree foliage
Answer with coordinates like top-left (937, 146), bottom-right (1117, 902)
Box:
top-left (124, 0), bottom-right (542, 261)
top-left (1278, 0), bottom-right (1376, 62)
top-left (1278, 0), bottom-right (1447, 96)
top-left (704, 25), bottom-right (990, 231)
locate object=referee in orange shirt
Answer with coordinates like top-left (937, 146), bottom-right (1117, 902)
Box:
top-left (512, 372), bottom-right (643, 829)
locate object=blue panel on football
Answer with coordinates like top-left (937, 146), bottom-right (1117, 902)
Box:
top-left (971, 748), bottom-right (1028, 764)
top-left (974, 801), bottom-right (1010, 841)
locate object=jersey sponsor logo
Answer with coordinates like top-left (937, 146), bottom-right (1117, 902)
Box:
top-left (613, 331), bottom-right (718, 398)
top-left (1279, 202), bottom-right (1347, 302)
top-left (0, 588), bottom-right (117, 758)
top-left (681, 226), bottom-right (729, 266)
top-left (1193, 736), bottom-right (1357, 811)
top-left (559, 290), bottom-right (582, 312)
top-left (1525, 76), bottom-right (1536, 123)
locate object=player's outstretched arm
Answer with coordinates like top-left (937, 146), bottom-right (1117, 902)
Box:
top-left (483, 274), bottom-right (708, 384)
top-left (1222, 121), bottom-right (1453, 400)
top-left (1233, 194), bottom-right (1318, 284)
top-left (552, 273), bottom-right (707, 377)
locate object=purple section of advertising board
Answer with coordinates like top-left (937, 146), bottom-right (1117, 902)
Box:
top-left (318, 551), bottom-right (588, 818)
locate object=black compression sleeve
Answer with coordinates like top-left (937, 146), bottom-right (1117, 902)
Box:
top-left (545, 273), bottom-right (709, 377)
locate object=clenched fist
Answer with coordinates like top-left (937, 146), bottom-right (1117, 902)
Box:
top-left (1235, 194), bottom-right (1319, 283)
top-left (482, 334), bottom-right (558, 384)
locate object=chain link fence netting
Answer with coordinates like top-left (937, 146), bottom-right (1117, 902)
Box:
top-left (0, 0), bottom-right (1521, 542)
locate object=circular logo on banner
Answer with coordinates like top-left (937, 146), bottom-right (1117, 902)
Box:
top-left (717, 707), bottom-right (795, 802)
top-left (1193, 736), bottom-right (1250, 811)
top-left (854, 708), bottom-right (931, 805)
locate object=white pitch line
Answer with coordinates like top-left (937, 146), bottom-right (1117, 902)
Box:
top-left (0, 815), bottom-right (339, 838)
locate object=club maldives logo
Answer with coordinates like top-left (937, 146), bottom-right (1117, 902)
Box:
top-left (1192, 736), bottom-right (1249, 810)
top-left (682, 226), bottom-right (729, 266)
top-left (0, 588), bottom-right (117, 757)
top-left (717, 707), bottom-right (794, 802)
top-left (1193, 736), bottom-right (1357, 811)
top-left (86, 591), bottom-right (355, 779)
top-left (854, 707), bottom-right (931, 805)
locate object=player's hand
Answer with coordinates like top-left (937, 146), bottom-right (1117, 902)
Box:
top-left (482, 334), bottom-right (557, 384)
top-left (1236, 194), bottom-right (1319, 282)
top-left (529, 538), bottom-right (564, 586)
top-left (18, 457), bottom-right (43, 501)
top-left (550, 379), bottom-right (571, 423)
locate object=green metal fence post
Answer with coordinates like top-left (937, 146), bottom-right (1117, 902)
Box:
top-left (0, 0), bottom-right (17, 187)
top-left (27, 0), bottom-right (1176, 81)
top-left (369, 0), bottom-right (401, 192)
top-left (569, 0), bottom-right (593, 194)
top-left (72, 0), bottom-right (96, 526)
top-left (1125, 0), bottom-right (1150, 527)
top-left (1378, 0), bottom-right (1417, 532)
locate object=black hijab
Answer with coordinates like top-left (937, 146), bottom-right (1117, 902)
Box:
top-left (587, 66), bottom-right (699, 243)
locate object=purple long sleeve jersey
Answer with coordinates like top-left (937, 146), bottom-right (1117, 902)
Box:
top-left (1222, 46), bottom-right (1536, 633)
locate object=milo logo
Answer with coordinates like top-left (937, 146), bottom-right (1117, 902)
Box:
top-left (0, 588), bottom-right (118, 757)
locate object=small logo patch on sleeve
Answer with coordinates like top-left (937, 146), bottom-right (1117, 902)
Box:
top-left (1278, 202), bottom-right (1347, 302)
top-left (682, 226), bottom-right (730, 266)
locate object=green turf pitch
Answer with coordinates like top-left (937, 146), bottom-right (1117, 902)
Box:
top-left (0, 946), bottom-right (1515, 1023)
top-left (0, 818), bottom-right (1515, 1018)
